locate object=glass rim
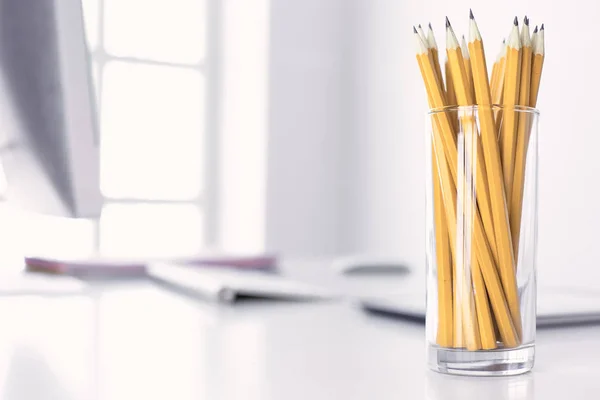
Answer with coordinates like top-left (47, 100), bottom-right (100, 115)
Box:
top-left (428, 105), bottom-right (539, 116)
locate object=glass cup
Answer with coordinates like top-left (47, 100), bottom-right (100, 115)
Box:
top-left (425, 105), bottom-right (539, 376)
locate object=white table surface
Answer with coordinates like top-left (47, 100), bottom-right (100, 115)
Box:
top-left (0, 259), bottom-right (599, 399)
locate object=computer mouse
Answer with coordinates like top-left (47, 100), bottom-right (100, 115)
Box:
top-left (332, 256), bottom-right (411, 275)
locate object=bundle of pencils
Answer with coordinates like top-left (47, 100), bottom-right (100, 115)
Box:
top-left (415, 10), bottom-right (545, 350)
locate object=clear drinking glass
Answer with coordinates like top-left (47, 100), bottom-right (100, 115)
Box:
top-left (425, 105), bottom-right (539, 376)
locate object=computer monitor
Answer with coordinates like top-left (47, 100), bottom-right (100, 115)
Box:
top-left (0, 0), bottom-right (101, 218)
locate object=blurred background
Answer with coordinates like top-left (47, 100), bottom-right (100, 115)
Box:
top-left (0, 0), bottom-right (591, 287)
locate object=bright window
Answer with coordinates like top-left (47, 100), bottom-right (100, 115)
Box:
top-left (82, 0), bottom-right (209, 256)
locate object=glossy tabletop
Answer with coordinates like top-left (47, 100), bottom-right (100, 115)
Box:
top-left (0, 260), bottom-right (598, 400)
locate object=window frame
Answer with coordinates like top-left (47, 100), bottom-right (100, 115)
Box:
top-left (85, 0), bottom-right (220, 250)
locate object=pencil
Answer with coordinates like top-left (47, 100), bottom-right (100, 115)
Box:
top-left (424, 24), bottom-right (455, 348)
top-left (492, 39), bottom-right (507, 125)
top-left (416, 23), bottom-right (518, 349)
top-left (432, 146), bottom-right (454, 348)
top-left (490, 56), bottom-right (499, 100)
top-left (446, 25), bottom-right (498, 267)
top-left (530, 24), bottom-right (545, 107)
top-left (461, 32), bottom-right (500, 265)
top-left (427, 23), bottom-right (445, 93)
top-left (468, 10), bottom-right (522, 341)
top-left (461, 35), bottom-right (475, 101)
top-left (490, 41), bottom-right (501, 100)
top-left (445, 59), bottom-right (458, 107)
top-left (445, 19), bottom-right (481, 350)
top-left (510, 18), bottom-right (533, 258)
top-left (500, 18), bottom-right (522, 209)
top-left (492, 40), bottom-right (506, 103)
top-left (446, 21), bottom-right (496, 349)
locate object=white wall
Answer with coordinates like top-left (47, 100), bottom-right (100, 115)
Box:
top-left (218, 0), bottom-right (270, 253)
top-left (347, 1), bottom-right (600, 285)
top-left (218, 0), bottom-right (357, 257)
top-left (265, 0), bottom-right (354, 256)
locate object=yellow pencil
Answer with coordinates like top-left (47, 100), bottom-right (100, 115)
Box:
top-left (530, 24), bottom-right (545, 107)
top-left (445, 56), bottom-right (458, 107)
top-left (490, 54), bottom-right (499, 100)
top-left (427, 23), bottom-right (445, 91)
top-left (425, 23), bottom-right (454, 348)
top-left (446, 20), bottom-right (481, 351)
top-left (492, 39), bottom-right (507, 125)
top-left (510, 17), bottom-right (533, 258)
top-left (500, 18), bottom-right (522, 208)
top-left (468, 10), bottom-right (522, 342)
top-left (492, 39), bottom-right (506, 103)
top-left (446, 21), bottom-right (496, 349)
top-left (461, 35), bottom-right (475, 101)
top-left (456, 30), bottom-right (499, 268)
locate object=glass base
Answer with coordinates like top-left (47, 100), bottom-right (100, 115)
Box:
top-left (427, 343), bottom-right (534, 376)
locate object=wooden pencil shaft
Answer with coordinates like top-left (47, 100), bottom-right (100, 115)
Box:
top-left (492, 57), bottom-right (506, 102)
top-left (433, 150), bottom-right (454, 347)
top-left (490, 62), bottom-right (499, 101)
top-left (427, 45), bottom-right (455, 347)
top-left (447, 32), bottom-right (498, 348)
top-left (424, 34), bottom-right (480, 348)
top-left (530, 54), bottom-right (544, 107)
top-left (500, 43), bottom-right (522, 209)
top-left (431, 48), bottom-right (445, 96)
top-left (468, 35), bottom-right (522, 339)
top-left (472, 257), bottom-right (497, 349)
top-left (446, 44), bottom-right (499, 266)
top-left (461, 36), bottom-right (475, 100)
top-left (455, 120), bottom-right (483, 350)
top-left (473, 211), bottom-right (519, 347)
top-left (427, 68), bottom-right (478, 349)
top-left (492, 48), bottom-right (506, 125)
top-left (445, 60), bottom-right (458, 106)
top-left (510, 39), bottom-right (533, 258)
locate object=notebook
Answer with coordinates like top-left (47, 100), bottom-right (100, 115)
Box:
top-left (148, 262), bottom-right (336, 303)
top-left (24, 253), bottom-right (278, 277)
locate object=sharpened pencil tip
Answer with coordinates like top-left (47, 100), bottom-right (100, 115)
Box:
top-left (428, 22), bottom-right (432, 30)
top-left (524, 16), bottom-right (529, 26)
top-left (445, 16), bottom-right (450, 28)
top-left (469, 9), bottom-right (474, 19)
top-left (541, 23), bottom-right (544, 30)
top-left (413, 26), bottom-right (418, 34)
top-left (533, 25), bottom-right (538, 34)
top-left (418, 24), bottom-right (422, 28)
top-left (514, 16), bottom-right (518, 26)
top-left (503, 38), bottom-right (506, 44)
